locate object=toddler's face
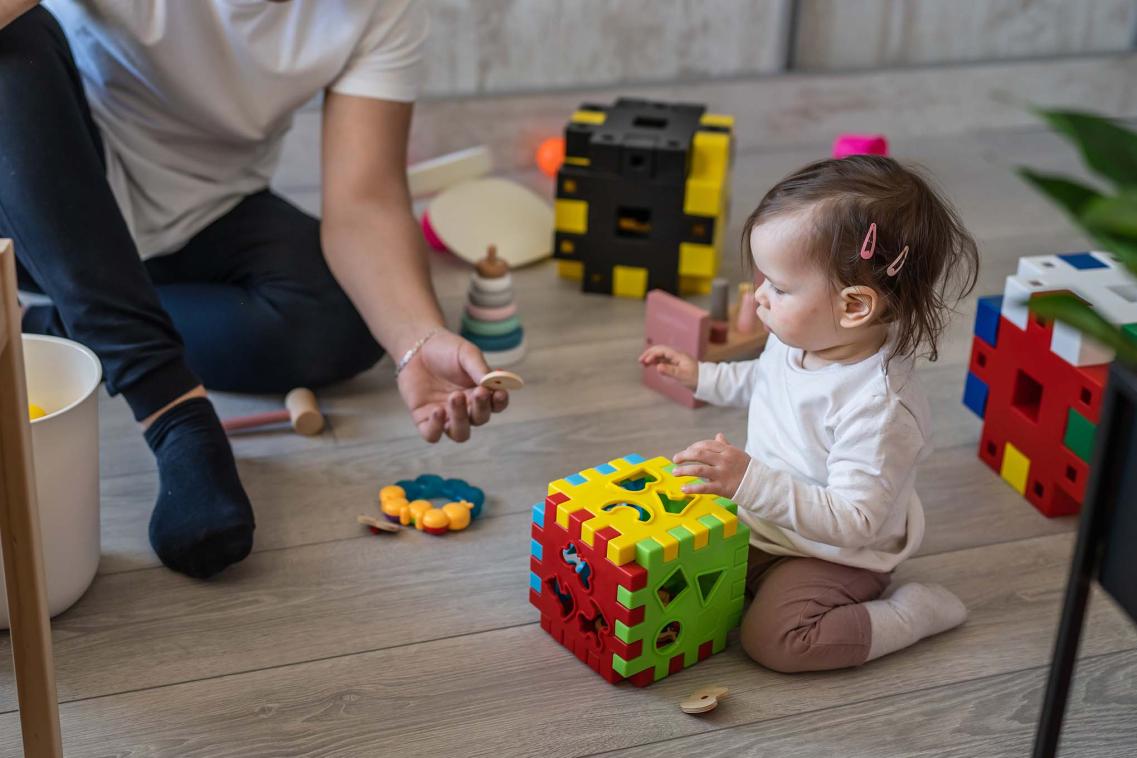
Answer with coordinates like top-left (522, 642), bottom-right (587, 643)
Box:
top-left (749, 214), bottom-right (844, 352)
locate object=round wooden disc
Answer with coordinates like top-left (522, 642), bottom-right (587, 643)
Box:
top-left (480, 369), bottom-right (524, 391)
top-left (427, 177), bottom-right (553, 268)
top-left (680, 686), bottom-right (728, 714)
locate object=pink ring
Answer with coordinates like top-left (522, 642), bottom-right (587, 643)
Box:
top-left (466, 302), bottom-right (517, 321)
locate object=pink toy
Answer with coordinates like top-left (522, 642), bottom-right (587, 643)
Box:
top-left (466, 302), bottom-right (518, 321)
top-left (643, 290), bottom-right (709, 408)
top-left (832, 133), bottom-right (889, 159)
top-left (421, 211), bottom-right (448, 252)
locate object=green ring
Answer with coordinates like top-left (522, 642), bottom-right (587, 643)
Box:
top-left (461, 314), bottom-right (522, 337)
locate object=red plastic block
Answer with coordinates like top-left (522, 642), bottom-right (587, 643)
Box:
top-left (968, 313), bottom-right (1108, 516)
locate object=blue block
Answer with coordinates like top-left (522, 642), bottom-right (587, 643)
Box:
top-left (529, 571), bottom-right (542, 594)
top-left (963, 372), bottom-right (989, 419)
top-left (531, 501), bottom-right (545, 526)
top-left (1058, 252), bottom-right (1107, 270)
top-left (624, 453), bottom-right (646, 464)
top-left (566, 473), bottom-right (587, 485)
top-left (974, 295), bottom-right (1003, 348)
top-left (595, 463), bottom-right (617, 474)
top-left (530, 538), bottom-right (543, 560)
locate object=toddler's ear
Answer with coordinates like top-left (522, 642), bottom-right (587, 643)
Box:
top-left (837, 285), bottom-right (881, 329)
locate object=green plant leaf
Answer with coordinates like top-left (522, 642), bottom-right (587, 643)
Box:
top-left (1037, 109), bottom-right (1137, 190)
top-left (1082, 192), bottom-right (1137, 237)
top-left (1028, 293), bottom-right (1137, 364)
top-left (1016, 168), bottom-right (1102, 219)
top-left (1089, 231), bottom-right (1137, 276)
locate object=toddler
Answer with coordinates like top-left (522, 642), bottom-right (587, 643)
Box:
top-left (640, 155), bottom-right (979, 672)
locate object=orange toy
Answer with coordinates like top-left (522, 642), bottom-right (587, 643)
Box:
top-left (535, 137), bottom-right (565, 178)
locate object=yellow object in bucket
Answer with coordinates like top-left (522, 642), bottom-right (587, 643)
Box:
top-left (28, 402), bottom-right (46, 420)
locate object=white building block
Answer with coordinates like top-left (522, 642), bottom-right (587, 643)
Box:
top-left (1001, 250), bottom-right (1137, 366)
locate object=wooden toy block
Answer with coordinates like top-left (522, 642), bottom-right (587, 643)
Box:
top-left (529, 454), bottom-right (749, 686)
top-left (643, 289), bottom-right (767, 407)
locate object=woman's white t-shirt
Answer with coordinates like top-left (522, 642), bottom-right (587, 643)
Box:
top-left (43, 0), bottom-right (429, 258)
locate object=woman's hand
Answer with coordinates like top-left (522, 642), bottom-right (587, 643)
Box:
top-left (638, 345), bottom-right (698, 390)
top-left (396, 329), bottom-right (509, 442)
top-left (672, 433), bottom-right (750, 498)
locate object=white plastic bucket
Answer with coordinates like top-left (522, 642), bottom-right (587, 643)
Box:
top-left (0, 335), bottom-right (102, 628)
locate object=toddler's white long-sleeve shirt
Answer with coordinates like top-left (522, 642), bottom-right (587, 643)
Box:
top-left (694, 334), bottom-right (931, 572)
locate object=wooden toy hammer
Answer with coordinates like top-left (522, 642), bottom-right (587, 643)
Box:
top-left (221, 387), bottom-right (325, 436)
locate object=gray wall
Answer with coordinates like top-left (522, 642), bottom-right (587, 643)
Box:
top-left (419, 0), bottom-right (1137, 97)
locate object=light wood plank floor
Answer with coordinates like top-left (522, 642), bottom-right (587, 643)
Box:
top-left (2, 118), bottom-right (1136, 756)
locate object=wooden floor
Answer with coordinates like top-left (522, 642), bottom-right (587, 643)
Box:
top-left (2, 117), bottom-right (1136, 756)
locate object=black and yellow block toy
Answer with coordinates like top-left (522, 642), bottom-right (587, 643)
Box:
top-left (553, 98), bottom-right (733, 298)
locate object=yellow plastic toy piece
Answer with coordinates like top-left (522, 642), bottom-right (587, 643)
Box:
top-left (420, 508), bottom-right (450, 533)
top-left (28, 403), bottom-right (46, 420)
top-left (558, 260), bottom-right (584, 281)
top-left (678, 242), bottom-right (717, 279)
top-left (1000, 442), bottom-right (1030, 496)
top-left (555, 199), bottom-right (588, 235)
top-left (405, 499), bottom-right (433, 528)
top-left (684, 131), bottom-right (731, 218)
top-left (570, 109), bottom-right (607, 125)
top-left (612, 265), bottom-right (649, 298)
top-left (442, 501), bottom-right (473, 530)
top-left (549, 456), bottom-right (739, 566)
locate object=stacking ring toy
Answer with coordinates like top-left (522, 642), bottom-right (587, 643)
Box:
top-left (379, 475), bottom-right (485, 535)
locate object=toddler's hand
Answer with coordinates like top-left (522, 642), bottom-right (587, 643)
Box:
top-left (638, 345), bottom-right (698, 390)
top-left (672, 433), bottom-right (750, 498)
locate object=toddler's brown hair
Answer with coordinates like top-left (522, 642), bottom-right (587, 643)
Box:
top-left (741, 155), bottom-right (979, 363)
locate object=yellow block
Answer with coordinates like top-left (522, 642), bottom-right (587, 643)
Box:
top-left (612, 265), bottom-right (649, 298)
top-left (1000, 442), bottom-right (1030, 496)
top-left (700, 113), bottom-right (735, 130)
top-left (558, 260), bottom-right (583, 281)
top-left (571, 109), bottom-right (607, 125)
top-left (679, 242), bottom-right (717, 278)
top-left (680, 276), bottom-right (712, 296)
top-left (684, 131), bottom-right (731, 217)
top-left (550, 456), bottom-right (737, 565)
top-left (563, 156), bottom-right (590, 167)
top-left (555, 199), bottom-right (588, 234)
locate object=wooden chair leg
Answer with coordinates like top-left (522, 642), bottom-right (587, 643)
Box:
top-left (0, 240), bottom-right (63, 757)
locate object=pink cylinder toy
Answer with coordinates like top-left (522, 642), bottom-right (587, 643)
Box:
top-left (832, 133), bottom-right (889, 159)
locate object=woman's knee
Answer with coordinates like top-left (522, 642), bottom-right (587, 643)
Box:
top-left (282, 294), bottom-right (383, 387)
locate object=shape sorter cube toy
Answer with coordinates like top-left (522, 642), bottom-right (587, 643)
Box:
top-left (552, 98), bottom-right (734, 298)
top-left (529, 454), bottom-right (749, 686)
top-left (963, 251), bottom-right (1137, 517)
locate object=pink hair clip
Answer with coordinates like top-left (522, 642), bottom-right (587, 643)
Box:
top-left (859, 222), bottom-right (877, 260)
top-left (859, 222), bottom-right (909, 277)
top-left (886, 246), bottom-right (909, 277)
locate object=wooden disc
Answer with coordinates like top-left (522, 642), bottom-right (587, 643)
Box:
top-left (357, 515), bottom-right (402, 533)
top-left (680, 686), bottom-right (728, 714)
top-left (427, 177), bottom-right (553, 268)
top-left (480, 369), bottom-right (524, 391)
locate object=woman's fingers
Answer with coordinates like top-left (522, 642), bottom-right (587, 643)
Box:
top-left (417, 406), bottom-right (445, 443)
top-left (445, 391), bottom-right (471, 442)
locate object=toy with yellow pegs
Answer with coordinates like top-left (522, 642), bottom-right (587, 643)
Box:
top-left (529, 453), bottom-right (749, 685)
top-left (374, 475), bottom-right (485, 536)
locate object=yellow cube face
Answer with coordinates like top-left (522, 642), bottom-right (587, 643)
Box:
top-left (558, 260), bottom-right (584, 281)
top-left (555, 199), bottom-right (589, 235)
top-left (1000, 442), bottom-right (1031, 496)
top-left (612, 265), bottom-right (649, 299)
top-left (679, 242), bottom-right (717, 278)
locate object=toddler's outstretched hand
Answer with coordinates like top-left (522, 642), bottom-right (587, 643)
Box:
top-left (673, 433), bottom-right (750, 499)
top-left (638, 345), bottom-right (698, 390)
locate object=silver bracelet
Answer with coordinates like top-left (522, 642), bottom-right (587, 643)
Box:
top-left (395, 328), bottom-right (442, 376)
